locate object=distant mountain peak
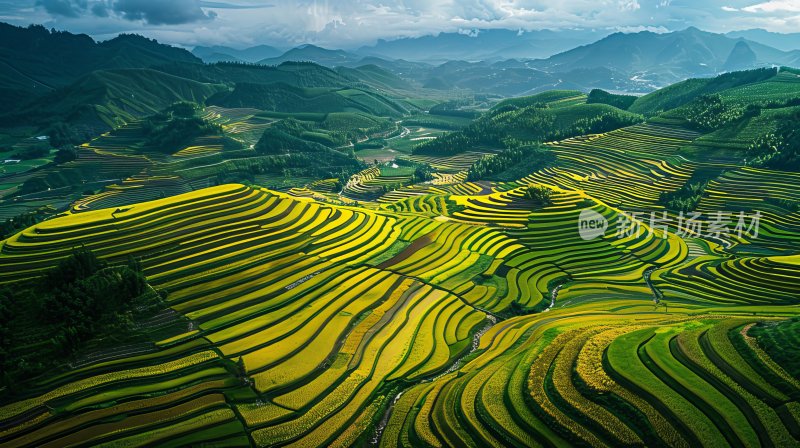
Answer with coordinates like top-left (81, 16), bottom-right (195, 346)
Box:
top-left (724, 40), bottom-right (758, 71)
top-left (192, 43), bottom-right (282, 63)
top-left (257, 44), bottom-right (359, 66)
top-left (357, 28), bottom-right (609, 63)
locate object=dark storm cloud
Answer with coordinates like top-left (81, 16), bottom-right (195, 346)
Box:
top-left (91, 1), bottom-right (108, 17)
top-left (112, 0), bottom-right (216, 25)
top-left (35, 0), bottom-right (87, 17)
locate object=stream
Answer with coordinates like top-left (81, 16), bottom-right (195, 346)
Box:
top-left (370, 314), bottom-right (497, 445)
top-left (543, 282), bottom-right (565, 312)
top-left (643, 266), bottom-right (663, 304)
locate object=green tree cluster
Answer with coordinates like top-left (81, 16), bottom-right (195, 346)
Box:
top-left (13, 143), bottom-right (49, 160)
top-left (414, 104), bottom-right (642, 156)
top-left (0, 248), bottom-right (160, 389)
top-left (659, 181), bottom-right (708, 212)
top-left (683, 94), bottom-right (744, 131)
top-left (40, 249), bottom-right (149, 353)
top-left (746, 110), bottom-right (800, 171)
top-left (413, 164), bottom-right (434, 182)
top-left (141, 102), bottom-right (222, 153)
top-left (524, 185), bottom-right (553, 206)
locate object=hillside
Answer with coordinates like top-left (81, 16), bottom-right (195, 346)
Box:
top-left (3, 69), bottom-right (227, 133)
top-left (628, 67), bottom-right (779, 115)
top-left (415, 90), bottom-right (643, 155)
top-left (258, 44), bottom-right (361, 66)
top-left (0, 23), bottom-right (199, 94)
top-left (157, 61), bottom-right (355, 88)
top-left (726, 29), bottom-right (800, 52)
top-left (334, 64), bottom-right (414, 91)
top-left (2, 19), bottom-right (800, 448)
top-left (373, 58), bottom-right (637, 96)
top-left (1, 94), bottom-right (799, 446)
top-left (207, 82), bottom-right (408, 117)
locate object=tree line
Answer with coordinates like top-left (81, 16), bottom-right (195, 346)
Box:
top-left (467, 145), bottom-right (555, 182)
top-left (0, 248), bottom-right (162, 391)
top-left (413, 103), bottom-right (643, 156)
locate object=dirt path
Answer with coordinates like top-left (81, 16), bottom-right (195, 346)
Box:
top-left (375, 233), bottom-right (434, 269)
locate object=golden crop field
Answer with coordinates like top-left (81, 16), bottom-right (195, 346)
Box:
top-left (2, 70), bottom-right (800, 447)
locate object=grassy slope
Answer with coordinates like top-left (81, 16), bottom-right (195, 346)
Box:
top-left (207, 82), bottom-right (408, 117)
top-left (5, 69), bottom-right (227, 130)
top-left (492, 90), bottom-right (588, 110)
top-left (628, 68), bottom-right (778, 116)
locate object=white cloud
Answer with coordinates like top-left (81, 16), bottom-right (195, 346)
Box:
top-left (618, 0), bottom-right (640, 12)
top-left (220, 0), bottom-right (663, 47)
top-left (615, 25), bottom-right (669, 33)
top-left (8, 0), bottom-right (800, 48)
top-left (741, 0), bottom-right (800, 13)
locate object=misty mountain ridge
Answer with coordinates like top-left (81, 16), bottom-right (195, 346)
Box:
top-left (356, 28), bottom-right (609, 63)
top-left (725, 29), bottom-right (800, 52)
top-left (257, 44), bottom-right (362, 66)
top-left (530, 27), bottom-right (800, 88)
top-left (202, 26), bottom-right (800, 93)
top-left (191, 44), bottom-right (283, 63)
top-left (3, 20), bottom-right (800, 116)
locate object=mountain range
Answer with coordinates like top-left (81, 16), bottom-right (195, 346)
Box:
top-left (191, 44), bottom-right (283, 63)
top-left (3, 21), bottom-right (800, 125)
top-left (725, 29), bottom-right (800, 52)
top-left (530, 27), bottom-right (800, 88)
top-left (357, 28), bottom-right (609, 62)
top-left (190, 29), bottom-right (609, 65)
top-left (188, 27), bottom-right (800, 94)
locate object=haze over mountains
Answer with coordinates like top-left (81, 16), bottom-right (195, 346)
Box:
top-left (529, 27), bottom-right (800, 88)
top-left (191, 45), bottom-right (283, 64)
top-left (356, 29), bottom-right (610, 62)
top-left (190, 26), bottom-right (800, 93)
top-left (3, 20), bottom-right (800, 128)
top-left (725, 29), bottom-right (800, 52)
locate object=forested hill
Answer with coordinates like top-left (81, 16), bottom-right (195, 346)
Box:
top-left (0, 23), bottom-right (199, 91)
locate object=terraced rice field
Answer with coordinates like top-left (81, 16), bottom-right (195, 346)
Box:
top-left (382, 311), bottom-right (800, 448)
top-left (1, 120), bottom-right (798, 447)
top-left (400, 151), bottom-right (492, 173)
top-left (72, 175), bottom-right (193, 212)
top-left (204, 106), bottom-right (275, 142)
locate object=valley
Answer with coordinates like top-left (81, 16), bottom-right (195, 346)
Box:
top-left (0, 18), bottom-right (798, 448)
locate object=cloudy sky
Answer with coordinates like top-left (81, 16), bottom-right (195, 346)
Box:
top-left (0, 0), bottom-right (798, 49)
